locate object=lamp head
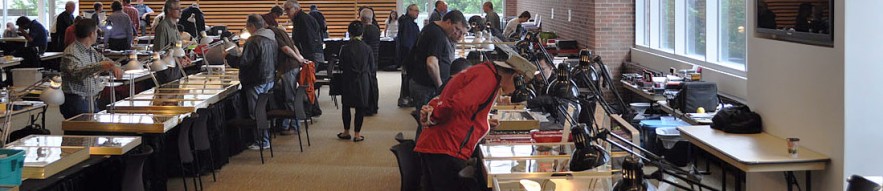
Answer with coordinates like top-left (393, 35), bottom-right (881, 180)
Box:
top-left (509, 75), bottom-right (535, 103)
top-left (546, 64), bottom-right (578, 100)
top-left (39, 76), bottom-right (64, 106)
top-left (123, 53), bottom-right (143, 72)
top-left (569, 124), bottom-right (610, 171)
top-left (150, 53), bottom-right (168, 71)
top-left (611, 155), bottom-right (654, 191)
top-left (172, 41), bottom-right (186, 57)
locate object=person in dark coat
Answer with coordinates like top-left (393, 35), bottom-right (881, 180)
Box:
top-left (178, 3), bottom-right (206, 40)
top-left (360, 7), bottom-right (380, 116)
top-left (284, 0), bottom-right (325, 64)
top-left (226, 14), bottom-right (277, 150)
top-left (336, 21), bottom-right (373, 142)
top-left (397, 4), bottom-right (420, 108)
top-left (52, 1), bottom-right (76, 52)
top-left (309, 5), bottom-right (328, 38)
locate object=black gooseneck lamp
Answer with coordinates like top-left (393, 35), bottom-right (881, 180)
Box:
top-left (509, 75), bottom-right (535, 103)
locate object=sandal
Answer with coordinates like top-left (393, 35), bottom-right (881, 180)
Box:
top-left (337, 133), bottom-right (351, 140)
top-left (353, 136), bottom-right (365, 142)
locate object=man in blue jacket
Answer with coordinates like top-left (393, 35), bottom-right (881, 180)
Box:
top-left (397, 4), bottom-right (420, 108)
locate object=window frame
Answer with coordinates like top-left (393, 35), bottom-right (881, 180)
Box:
top-left (634, 0), bottom-right (747, 77)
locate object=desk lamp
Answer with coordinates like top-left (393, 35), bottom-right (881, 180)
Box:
top-left (1, 75), bottom-right (63, 146)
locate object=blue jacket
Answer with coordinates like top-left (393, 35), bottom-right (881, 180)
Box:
top-left (27, 20), bottom-right (49, 48)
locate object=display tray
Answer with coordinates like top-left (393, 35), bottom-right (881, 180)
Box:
top-left (62, 113), bottom-right (183, 133)
top-left (5, 146), bottom-right (89, 179)
top-left (6, 135), bottom-right (141, 156)
top-left (492, 176), bottom-right (613, 191)
top-left (480, 143), bottom-right (575, 160)
top-left (107, 100), bottom-right (207, 114)
top-left (483, 158), bottom-right (613, 177)
top-left (493, 111), bottom-right (541, 131)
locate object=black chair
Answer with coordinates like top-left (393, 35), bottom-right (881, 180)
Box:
top-left (315, 56), bottom-right (339, 109)
top-left (192, 109), bottom-right (217, 183)
top-left (394, 132), bottom-right (412, 143)
top-left (254, 92), bottom-right (274, 163)
top-left (390, 141), bottom-right (422, 191)
top-left (292, 86), bottom-right (312, 151)
top-left (121, 145), bottom-right (154, 191)
top-left (176, 117), bottom-right (201, 191)
top-left (847, 175), bottom-right (882, 191)
top-left (268, 98), bottom-right (307, 152)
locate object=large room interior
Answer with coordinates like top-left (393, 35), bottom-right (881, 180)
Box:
top-left (0, 0), bottom-right (881, 190)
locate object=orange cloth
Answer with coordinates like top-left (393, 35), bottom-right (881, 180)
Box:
top-left (297, 61), bottom-right (317, 103)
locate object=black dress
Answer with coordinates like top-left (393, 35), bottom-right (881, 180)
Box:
top-left (339, 39), bottom-right (374, 108)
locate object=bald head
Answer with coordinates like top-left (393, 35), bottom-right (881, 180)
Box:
top-left (65, 1), bottom-right (76, 13)
top-left (359, 8), bottom-right (374, 24)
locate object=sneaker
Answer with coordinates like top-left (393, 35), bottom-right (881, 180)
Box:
top-left (398, 98), bottom-right (412, 108)
top-left (248, 144), bottom-right (270, 150)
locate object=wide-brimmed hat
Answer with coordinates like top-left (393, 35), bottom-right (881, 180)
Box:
top-left (493, 54), bottom-right (537, 80)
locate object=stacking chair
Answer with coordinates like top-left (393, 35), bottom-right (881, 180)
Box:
top-left (390, 141), bottom-right (422, 191)
top-left (292, 87), bottom-right (313, 150)
top-left (192, 109), bottom-right (217, 182)
top-left (121, 145), bottom-right (154, 191)
top-left (268, 97), bottom-right (306, 152)
top-left (254, 93), bottom-right (274, 163)
top-left (176, 117), bottom-right (200, 191)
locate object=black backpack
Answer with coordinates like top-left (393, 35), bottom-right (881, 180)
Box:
top-left (8, 124), bottom-right (50, 143)
top-left (670, 81), bottom-right (720, 113)
top-left (711, 105), bottom-right (763, 134)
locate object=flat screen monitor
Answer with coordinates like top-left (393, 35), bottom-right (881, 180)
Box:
top-left (756, 0), bottom-right (833, 46)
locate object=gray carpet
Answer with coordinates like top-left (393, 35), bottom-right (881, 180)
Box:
top-left (167, 71), bottom-right (415, 191)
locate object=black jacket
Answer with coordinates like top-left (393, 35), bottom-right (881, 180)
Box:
top-left (338, 39), bottom-right (374, 108)
top-left (309, 10), bottom-right (327, 35)
top-left (291, 11), bottom-right (324, 59)
top-left (363, 24), bottom-right (380, 71)
top-left (52, 12), bottom-right (74, 51)
top-left (229, 28), bottom-right (276, 87)
top-left (178, 6), bottom-right (206, 39)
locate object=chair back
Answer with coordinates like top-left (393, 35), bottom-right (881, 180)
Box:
top-left (192, 109), bottom-right (212, 151)
top-left (122, 145), bottom-right (154, 191)
top-left (255, 92), bottom-right (272, 130)
top-left (847, 175), bottom-right (882, 191)
top-left (177, 117), bottom-right (195, 163)
top-left (294, 86), bottom-right (308, 119)
top-left (390, 141), bottom-right (422, 191)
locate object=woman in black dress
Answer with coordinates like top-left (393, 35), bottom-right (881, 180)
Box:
top-left (336, 21), bottom-right (374, 142)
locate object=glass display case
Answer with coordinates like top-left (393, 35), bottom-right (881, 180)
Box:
top-left (5, 146), bottom-right (89, 179)
top-left (62, 113), bottom-right (184, 133)
top-left (6, 135), bottom-right (142, 156)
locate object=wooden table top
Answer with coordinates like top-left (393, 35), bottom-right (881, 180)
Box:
top-left (678, 126), bottom-right (830, 172)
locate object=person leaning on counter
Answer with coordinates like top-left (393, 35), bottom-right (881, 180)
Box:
top-left (416, 55), bottom-right (537, 191)
top-left (226, 14), bottom-right (277, 150)
top-left (60, 19), bottom-right (123, 119)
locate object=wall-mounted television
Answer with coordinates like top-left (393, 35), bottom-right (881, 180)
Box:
top-left (756, 0), bottom-right (833, 46)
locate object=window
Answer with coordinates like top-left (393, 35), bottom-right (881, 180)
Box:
top-left (634, 0), bottom-right (747, 72)
top-left (660, 0), bottom-right (674, 51)
top-left (720, 0), bottom-right (746, 64)
top-left (1, 0), bottom-right (75, 36)
top-left (687, 0), bottom-right (706, 57)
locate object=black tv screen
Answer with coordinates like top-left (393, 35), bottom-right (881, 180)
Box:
top-left (756, 0), bottom-right (833, 46)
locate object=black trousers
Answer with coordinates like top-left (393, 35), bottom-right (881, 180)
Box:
top-left (108, 38), bottom-right (132, 51)
top-left (60, 93), bottom-right (98, 119)
top-left (341, 105), bottom-right (366, 133)
top-left (419, 153), bottom-right (481, 191)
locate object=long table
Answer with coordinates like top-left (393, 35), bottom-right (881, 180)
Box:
top-left (678, 126), bottom-right (830, 191)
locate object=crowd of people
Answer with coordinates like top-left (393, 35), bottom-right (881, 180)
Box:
top-left (4, 0), bottom-right (535, 190)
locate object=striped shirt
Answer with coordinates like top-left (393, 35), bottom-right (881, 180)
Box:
top-left (123, 5), bottom-right (140, 34)
top-left (61, 41), bottom-right (111, 97)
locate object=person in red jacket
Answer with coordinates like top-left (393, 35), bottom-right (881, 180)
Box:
top-left (415, 55), bottom-right (536, 191)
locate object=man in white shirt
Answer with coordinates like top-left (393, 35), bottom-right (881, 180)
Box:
top-left (503, 11), bottom-right (532, 39)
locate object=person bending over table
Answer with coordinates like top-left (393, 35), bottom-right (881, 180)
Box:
top-left (415, 56), bottom-right (536, 191)
top-left (60, 19), bottom-right (123, 119)
top-left (227, 14), bottom-right (277, 150)
top-left (15, 16), bottom-right (49, 53)
top-left (335, 21), bottom-right (373, 142)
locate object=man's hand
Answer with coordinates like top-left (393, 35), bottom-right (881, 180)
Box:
top-left (489, 118), bottom-right (500, 129)
top-left (101, 61), bottom-right (123, 79)
top-left (419, 105), bottom-right (435, 127)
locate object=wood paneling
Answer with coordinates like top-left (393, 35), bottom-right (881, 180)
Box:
top-left (78, 0), bottom-right (396, 38)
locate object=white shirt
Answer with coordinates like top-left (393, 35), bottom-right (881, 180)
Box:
top-left (385, 19), bottom-right (398, 38)
top-left (503, 18), bottom-right (520, 38)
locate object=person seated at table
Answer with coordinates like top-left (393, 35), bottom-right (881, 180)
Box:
top-left (63, 16), bottom-right (84, 48)
top-left (226, 14), bottom-right (277, 150)
top-left (503, 11), bottom-right (531, 40)
top-left (107, 1), bottom-right (134, 50)
top-left (60, 19), bottom-right (123, 119)
top-left (15, 16), bottom-right (49, 53)
top-left (4, 22), bottom-right (19, 38)
top-left (415, 55), bottom-right (536, 191)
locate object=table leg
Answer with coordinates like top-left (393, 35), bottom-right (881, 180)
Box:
top-left (735, 170), bottom-right (743, 191)
top-left (785, 171), bottom-right (794, 191)
top-left (722, 166), bottom-right (727, 191)
top-left (806, 171), bottom-right (812, 191)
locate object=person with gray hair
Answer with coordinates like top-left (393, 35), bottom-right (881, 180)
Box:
top-left (428, 0), bottom-right (448, 23)
top-left (227, 14), bottom-right (278, 150)
top-left (51, 1), bottom-right (76, 52)
top-left (359, 7), bottom-right (380, 116)
top-left (284, 0), bottom-right (325, 65)
top-left (309, 4), bottom-right (328, 38)
top-left (154, 0), bottom-right (181, 51)
top-left (3, 22), bottom-right (18, 38)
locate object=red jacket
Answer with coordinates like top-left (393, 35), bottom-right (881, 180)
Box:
top-left (414, 62), bottom-right (500, 160)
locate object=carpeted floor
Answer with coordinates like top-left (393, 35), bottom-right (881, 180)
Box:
top-left (166, 71), bottom-right (416, 191)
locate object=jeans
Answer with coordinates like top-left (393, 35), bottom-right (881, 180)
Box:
top-left (409, 80), bottom-right (437, 140)
top-left (60, 94), bottom-right (98, 119)
top-left (275, 68), bottom-right (300, 131)
top-left (245, 82), bottom-right (274, 146)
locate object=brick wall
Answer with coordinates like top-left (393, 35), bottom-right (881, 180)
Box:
top-left (505, 0), bottom-right (518, 17)
top-left (514, 0), bottom-right (635, 103)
